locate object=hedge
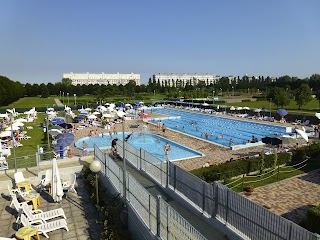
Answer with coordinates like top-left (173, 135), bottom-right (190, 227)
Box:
top-left (291, 142), bottom-right (320, 162)
top-left (306, 205), bottom-right (320, 233)
top-left (190, 152), bottom-right (291, 182)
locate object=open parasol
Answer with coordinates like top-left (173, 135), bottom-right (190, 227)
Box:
top-left (277, 109), bottom-right (288, 117)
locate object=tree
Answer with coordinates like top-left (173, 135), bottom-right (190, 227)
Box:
top-left (273, 147), bottom-right (278, 170)
top-left (269, 87), bottom-right (290, 108)
top-left (39, 83), bottom-right (50, 98)
top-left (295, 83), bottom-right (312, 109)
top-left (259, 150), bottom-right (265, 175)
top-left (316, 89), bottom-right (320, 110)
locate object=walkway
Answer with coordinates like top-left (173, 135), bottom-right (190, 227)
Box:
top-left (243, 169), bottom-right (320, 224)
top-left (114, 157), bottom-right (228, 240)
top-left (54, 98), bottom-right (64, 107)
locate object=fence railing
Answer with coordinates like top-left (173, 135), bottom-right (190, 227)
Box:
top-left (95, 145), bottom-right (206, 240)
top-left (113, 142), bottom-right (319, 240)
top-left (117, 140), bottom-right (168, 187)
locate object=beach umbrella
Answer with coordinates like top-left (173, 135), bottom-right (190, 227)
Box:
top-left (73, 116), bottom-right (85, 122)
top-left (262, 136), bottom-right (282, 146)
top-left (92, 111), bottom-right (101, 115)
top-left (13, 122), bottom-right (24, 127)
top-left (139, 113), bottom-right (151, 118)
top-left (125, 104), bottom-right (131, 107)
top-left (58, 123), bottom-right (73, 129)
top-left (243, 106), bottom-right (250, 113)
top-left (51, 158), bottom-right (63, 202)
top-left (254, 108), bottom-right (261, 113)
top-left (202, 103), bottom-right (209, 106)
top-left (79, 111), bottom-right (88, 116)
top-left (296, 129), bottom-right (308, 142)
top-left (48, 129), bottom-right (63, 136)
top-left (230, 106), bottom-right (235, 111)
top-left (117, 110), bottom-right (126, 118)
top-left (15, 118), bottom-right (28, 122)
top-left (102, 113), bottom-right (113, 118)
top-left (53, 133), bottom-right (75, 151)
top-left (85, 108), bottom-right (91, 112)
top-left (5, 126), bottom-right (20, 131)
top-left (87, 115), bottom-right (97, 119)
top-left (0, 131), bottom-right (12, 138)
top-left (236, 106), bottom-right (243, 111)
top-left (277, 109), bottom-right (288, 117)
top-left (52, 117), bottom-right (65, 125)
top-left (315, 113), bottom-right (320, 119)
top-left (281, 136), bottom-right (296, 145)
top-left (49, 125), bottom-right (63, 130)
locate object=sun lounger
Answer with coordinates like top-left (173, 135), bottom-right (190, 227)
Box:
top-left (20, 213), bottom-right (69, 238)
top-left (22, 202), bottom-right (66, 223)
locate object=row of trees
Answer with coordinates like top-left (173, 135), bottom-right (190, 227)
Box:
top-left (1, 74), bottom-right (320, 108)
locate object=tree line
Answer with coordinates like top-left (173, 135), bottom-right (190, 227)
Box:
top-left (0, 73), bottom-right (320, 108)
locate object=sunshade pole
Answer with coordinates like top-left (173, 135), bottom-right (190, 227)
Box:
top-left (46, 106), bottom-right (50, 149)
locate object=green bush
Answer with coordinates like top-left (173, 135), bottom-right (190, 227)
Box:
top-left (81, 163), bottom-right (129, 240)
top-left (242, 99), bottom-right (251, 102)
top-left (190, 152), bottom-right (291, 182)
top-left (292, 142), bottom-right (320, 161)
top-left (306, 205), bottom-right (320, 233)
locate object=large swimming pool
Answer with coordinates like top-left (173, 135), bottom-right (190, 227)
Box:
top-left (149, 108), bottom-right (292, 147)
top-left (75, 132), bottom-right (203, 161)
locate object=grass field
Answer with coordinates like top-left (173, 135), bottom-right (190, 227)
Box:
top-left (225, 158), bottom-right (320, 192)
top-left (223, 98), bottom-right (320, 115)
top-left (3, 97), bottom-right (56, 108)
top-left (5, 113), bottom-right (56, 170)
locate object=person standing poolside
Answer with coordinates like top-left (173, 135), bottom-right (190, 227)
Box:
top-left (111, 138), bottom-right (118, 156)
top-left (229, 138), bottom-right (234, 147)
top-left (164, 142), bottom-right (171, 160)
top-left (162, 124), bottom-right (166, 136)
top-left (82, 141), bottom-right (88, 156)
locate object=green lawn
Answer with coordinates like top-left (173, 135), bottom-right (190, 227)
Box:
top-left (5, 113), bottom-right (53, 169)
top-left (226, 158), bottom-right (320, 192)
top-left (2, 97), bottom-right (56, 109)
top-left (221, 98), bottom-right (320, 116)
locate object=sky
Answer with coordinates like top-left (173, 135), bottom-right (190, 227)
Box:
top-left (1, 0), bottom-right (320, 85)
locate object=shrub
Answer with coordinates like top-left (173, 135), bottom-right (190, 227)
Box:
top-left (242, 99), bottom-right (251, 102)
top-left (80, 163), bottom-right (129, 240)
top-left (306, 205), bottom-right (320, 233)
top-left (190, 152), bottom-right (291, 183)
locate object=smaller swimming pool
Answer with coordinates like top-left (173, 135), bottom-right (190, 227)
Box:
top-left (75, 132), bottom-right (204, 161)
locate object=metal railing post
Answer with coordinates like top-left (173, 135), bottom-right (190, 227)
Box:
top-left (213, 182), bottom-right (219, 217)
top-left (156, 195), bottom-right (161, 237)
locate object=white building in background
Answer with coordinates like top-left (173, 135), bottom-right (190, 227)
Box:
top-left (63, 72), bottom-right (140, 86)
top-left (153, 73), bottom-right (221, 87)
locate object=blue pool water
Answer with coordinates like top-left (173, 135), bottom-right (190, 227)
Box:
top-left (75, 132), bottom-right (203, 161)
top-left (149, 108), bottom-right (292, 147)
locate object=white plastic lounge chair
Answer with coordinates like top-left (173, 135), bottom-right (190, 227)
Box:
top-left (22, 202), bottom-right (66, 223)
top-left (62, 173), bottom-right (77, 195)
top-left (10, 194), bottom-right (32, 222)
top-left (8, 185), bottom-right (19, 203)
top-left (39, 169), bottom-right (52, 191)
top-left (14, 172), bottom-right (26, 184)
top-left (20, 213), bottom-right (69, 238)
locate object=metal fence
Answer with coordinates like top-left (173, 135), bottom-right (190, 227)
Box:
top-left (114, 142), bottom-right (319, 240)
top-left (117, 140), bottom-right (168, 187)
top-left (95, 145), bottom-right (206, 240)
